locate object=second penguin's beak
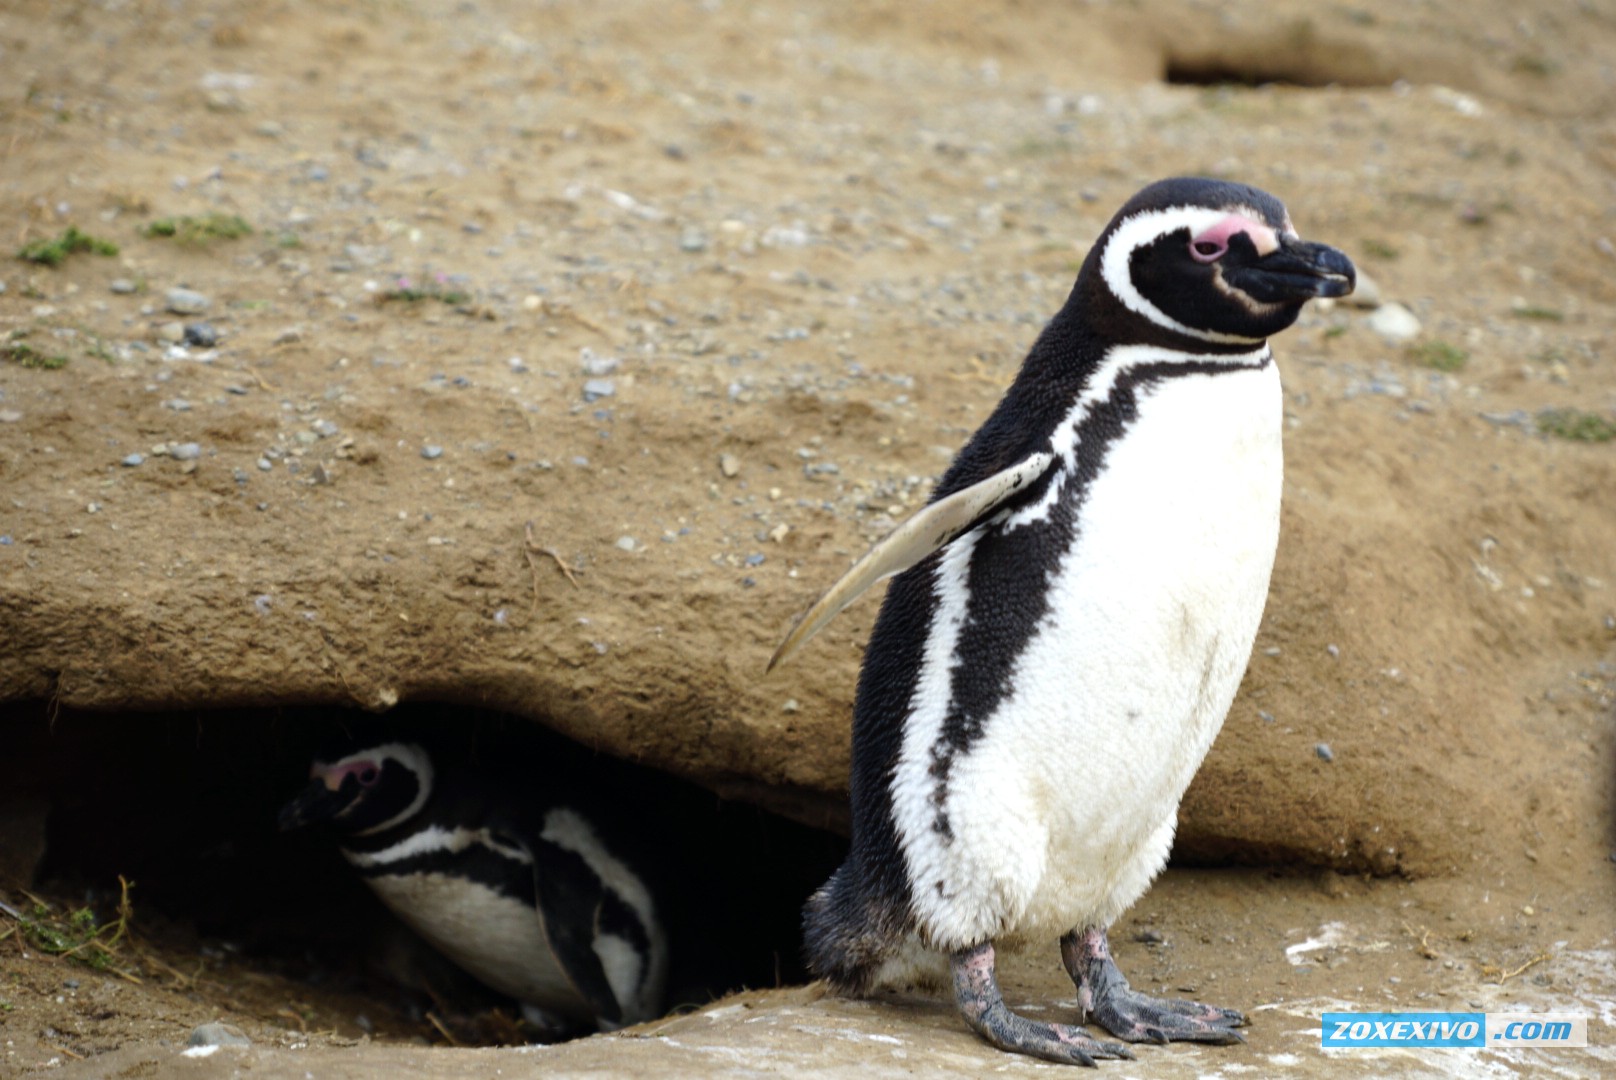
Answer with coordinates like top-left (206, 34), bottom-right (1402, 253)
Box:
top-left (278, 774), bottom-right (356, 831)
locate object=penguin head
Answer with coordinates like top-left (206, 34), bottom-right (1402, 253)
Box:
top-left (1082, 176), bottom-right (1355, 346)
top-left (279, 738), bottom-right (435, 836)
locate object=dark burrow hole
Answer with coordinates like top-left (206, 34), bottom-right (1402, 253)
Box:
top-left (0, 702), bottom-right (847, 1043)
top-left (1163, 45), bottom-right (1398, 89)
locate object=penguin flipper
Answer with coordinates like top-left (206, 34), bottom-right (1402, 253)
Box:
top-left (525, 834), bottom-right (627, 1028)
top-left (767, 449), bottom-right (1055, 672)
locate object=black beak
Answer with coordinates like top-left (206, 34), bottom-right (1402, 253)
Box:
top-left (278, 777), bottom-right (354, 831)
top-left (1231, 238), bottom-right (1356, 303)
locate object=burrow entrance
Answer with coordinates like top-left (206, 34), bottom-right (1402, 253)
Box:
top-left (0, 702), bottom-right (847, 1044)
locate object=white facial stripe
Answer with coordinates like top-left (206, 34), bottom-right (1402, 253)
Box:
top-left (320, 741), bottom-right (435, 835)
top-left (1099, 206), bottom-right (1268, 345)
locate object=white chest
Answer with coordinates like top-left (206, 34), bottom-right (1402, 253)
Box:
top-left (895, 358), bottom-right (1282, 948)
top-left (364, 872), bottom-right (592, 1022)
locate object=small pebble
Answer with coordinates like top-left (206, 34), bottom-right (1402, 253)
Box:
top-left (165, 287), bottom-right (210, 315)
top-left (719, 453), bottom-right (741, 478)
top-left (156, 322), bottom-right (186, 343)
top-left (580, 349), bottom-right (620, 377)
top-left (679, 227), bottom-right (709, 253)
top-left (170, 442), bottom-right (202, 461)
top-left (0, 409), bottom-right (20, 423)
top-left (121, 453), bottom-right (145, 467)
top-left (257, 458), bottom-right (272, 471)
top-left (162, 398), bottom-right (192, 411)
top-left (1315, 742), bottom-right (1335, 763)
top-left (109, 278), bottom-right (137, 295)
top-left (582, 378), bottom-right (616, 401)
top-left (183, 322), bottom-right (219, 347)
top-left (421, 445), bottom-right (443, 459)
top-left (311, 419), bottom-right (339, 438)
top-left (616, 535), bottom-right (637, 552)
top-left (186, 1022), bottom-right (251, 1048)
top-left (1366, 302), bottom-right (1420, 342)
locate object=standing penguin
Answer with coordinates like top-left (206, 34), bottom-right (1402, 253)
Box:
top-left (279, 734), bottom-right (669, 1035)
top-left (770, 177), bottom-right (1354, 1066)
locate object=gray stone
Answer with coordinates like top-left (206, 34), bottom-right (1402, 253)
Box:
top-left (110, 278), bottom-right (138, 295)
top-left (185, 1022), bottom-right (250, 1048)
top-left (583, 378), bottom-right (616, 401)
top-left (421, 445), bottom-right (444, 460)
top-left (156, 322), bottom-right (186, 343)
top-left (170, 442), bottom-right (202, 461)
top-left (165, 287), bottom-right (210, 315)
top-left (183, 323), bottom-right (219, 347)
top-left (580, 349), bottom-right (621, 376)
top-left (1366, 302), bottom-right (1420, 342)
top-left (121, 453), bottom-right (145, 467)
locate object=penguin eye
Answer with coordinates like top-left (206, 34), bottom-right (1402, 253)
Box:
top-left (357, 766), bottom-right (380, 787)
top-left (1190, 239), bottom-right (1226, 263)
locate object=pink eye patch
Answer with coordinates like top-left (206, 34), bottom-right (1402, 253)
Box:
top-left (316, 759), bottom-right (381, 789)
top-left (1189, 214), bottom-right (1280, 263)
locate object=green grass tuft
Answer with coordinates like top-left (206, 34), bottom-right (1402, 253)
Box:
top-left (1536, 408), bottom-right (1616, 443)
top-left (1510, 304), bottom-right (1564, 322)
top-left (376, 273), bottom-right (469, 307)
top-left (1408, 340), bottom-right (1468, 372)
top-left (17, 226), bottom-right (119, 266)
top-left (1360, 238), bottom-right (1399, 259)
top-left (5, 341), bottom-right (69, 369)
top-left (142, 213), bottom-right (253, 244)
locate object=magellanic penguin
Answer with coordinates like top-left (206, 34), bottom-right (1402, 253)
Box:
top-left (769, 177), bottom-right (1354, 1066)
top-left (279, 735), bottom-right (669, 1035)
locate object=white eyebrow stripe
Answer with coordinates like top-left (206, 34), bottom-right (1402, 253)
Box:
top-left (1099, 206), bottom-right (1267, 345)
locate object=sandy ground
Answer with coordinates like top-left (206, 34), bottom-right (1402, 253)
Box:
top-left (2, 0), bottom-right (1614, 1075)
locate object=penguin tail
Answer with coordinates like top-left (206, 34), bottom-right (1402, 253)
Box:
top-left (802, 859), bottom-right (908, 997)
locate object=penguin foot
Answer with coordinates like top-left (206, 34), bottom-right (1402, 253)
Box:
top-left (952, 941), bottom-right (1135, 1067)
top-left (1061, 927), bottom-right (1247, 1045)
